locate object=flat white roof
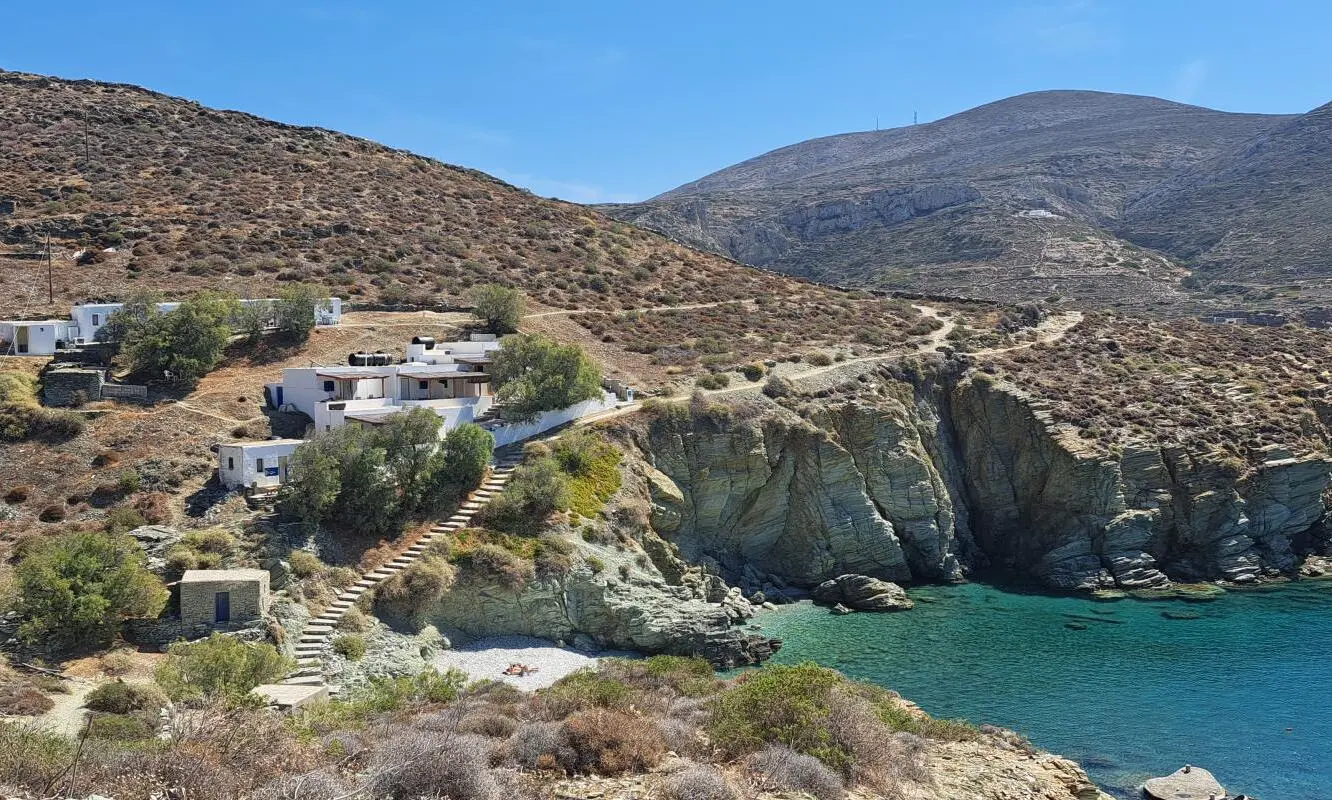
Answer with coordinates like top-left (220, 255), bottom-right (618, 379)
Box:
top-left (180, 568), bottom-right (269, 583)
top-left (0, 319), bottom-right (66, 325)
top-left (218, 438), bottom-right (305, 448)
top-left (315, 367), bottom-right (393, 378)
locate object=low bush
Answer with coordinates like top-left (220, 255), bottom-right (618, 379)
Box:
top-left (746, 745), bottom-right (845, 800)
top-left (336, 606), bottom-right (373, 633)
top-left (87, 712), bottom-right (157, 741)
top-left (507, 721), bottom-right (575, 772)
top-left (663, 763), bottom-right (736, 800)
top-left (3, 485), bottom-right (31, 504)
top-left (740, 362), bottom-right (765, 382)
top-left (105, 505), bottom-right (148, 535)
top-left (287, 550), bottom-right (325, 579)
top-left (537, 669), bottom-right (633, 719)
top-left (85, 680), bottom-right (167, 714)
top-left (0, 721), bottom-right (75, 789)
top-left (478, 457), bottom-right (569, 535)
top-left (332, 635), bottom-right (367, 661)
top-left (374, 556), bottom-right (456, 618)
top-left (805, 351), bottom-right (834, 367)
top-left (465, 543), bottom-right (535, 591)
top-left (762, 375), bottom-right (794, 398)
top-left (0, 680), bottom-right (53, 715)
top-left (560, 708), bottom-right (667, 776)
top-left (155, 634), bottom-right (294, 706)
top-left (366, 729), bottom-right (499, 799)
top-left (695, 372), bottom-right (730, 390)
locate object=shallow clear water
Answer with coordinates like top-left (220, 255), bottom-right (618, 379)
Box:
top-left (755, 581), bottom-right (1332, 799)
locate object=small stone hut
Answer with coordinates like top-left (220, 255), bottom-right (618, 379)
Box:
top-left (179, 569), bottom-right (270, 627)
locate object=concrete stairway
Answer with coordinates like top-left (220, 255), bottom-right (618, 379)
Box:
top-left (281, 455), bottom-right (522, 694)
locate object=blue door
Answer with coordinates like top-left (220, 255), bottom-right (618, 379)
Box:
top-left (215, 591), bottom-right (231, 623)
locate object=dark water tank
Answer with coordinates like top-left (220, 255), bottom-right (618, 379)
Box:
top-left (411, 336), bottom-right (436, 348)
top-left (348, 352), bottom-right (393, 366)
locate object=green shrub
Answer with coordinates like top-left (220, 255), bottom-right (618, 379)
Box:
top-left (707, 662), bottom-right (851, 772)
top-left (470, 284), bottom-right (525, 334)
top-left (163, 547), bottom-right (199, 579)
top-left (0, 721), bottom-right (75, 788)
top-left (695, 373), bottom-right (730, 390)
top-left (585, 555), bottom-right (606, 574)
top-left (117, 469), bottom-right (143, 495)
top-left (555, 434), bottom-right (622, 518)
top-left (104, 505), bottom-right (148, 535)
top-left (805, 352), bottom-right (834, 367)
top-left (539, 668), bottom-right (634, 718)
top-left (465, 543), bottom-right (535, 590)
top-left (275, 283), bottom-right (326, 343)
top-left (87, 712), bottom-right (156, 741)
top-left (155, 634), bottom-right (294, 706)
top-left (332, 635), bottom-right (367, 661)
top-left (561, 708), bottom-right (667, 776)
top-left (287, 550), bottom-right (325, 579)
top-left (347, 668), bottom-right (467, 713)
top-left (84, 680), bottom-right (167, 714)
top-left (121, 291), bottom-right (239, 383)
top-left (740, 363), bottom-right (766, 382)
top-left (603, 655), bottom-right (717, 698)
top-left (374, 556), bottom-right (456, 617)
top-left (479, 457), bottom-right (569, 535)
top-left (16, 531), bottom-right (167, 647)
top-left (491, 334), bottom-right (602, 422)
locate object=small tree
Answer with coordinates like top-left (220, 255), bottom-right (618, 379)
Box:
top-left (16, 531), bottom-right (168, 647)
top-left (278, 438), bottom-right (342, 530)
top-left (491, 334), bottom-right (602, 422)
top-left (470, 284), bottom-right (525, 334)
top-left (279, 425), bottom-right (398, 536)
top-left (424, 422), bottom-right (494, 509)
top-left (235, 300), bottom-right (271, 345)
top-left (380, 407), bottom-right (443, 513)
top-left (155, 634), bottom-right (294, 706)
top-left (123, 292), bottom-right (238, 382)
top-left (95, 290), bottom-right (164, 352)
top-left (275, 284), bottom-right (325, 343)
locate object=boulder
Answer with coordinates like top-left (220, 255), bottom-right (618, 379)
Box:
top-left (811, 574), bottom-right (914, 611)
top-left (1143, 765), bottom-right (1225, 800)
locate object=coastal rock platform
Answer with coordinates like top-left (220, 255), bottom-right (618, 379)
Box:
top-left (1143, 765), bottom-right (1226, 800)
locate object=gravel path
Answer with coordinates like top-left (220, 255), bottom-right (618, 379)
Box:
top-left (432, 635), bottom-right (635, 691)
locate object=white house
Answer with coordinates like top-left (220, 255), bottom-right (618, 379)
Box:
top-left (71, 296), bottom-right (343, 343)
top-left (268, 335), bottom-right (501, 434)
top-left (216, 439), bottom-right (304, 490)
top-left (0, 319), bottom-right (73, 356)
top-left (1, 296), bottom-right (343, 356)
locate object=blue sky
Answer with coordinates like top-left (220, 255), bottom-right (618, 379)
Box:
top-left (3, 1), bottom-right (1330, 202)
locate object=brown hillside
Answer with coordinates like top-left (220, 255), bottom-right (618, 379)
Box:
top-left (0, 69), bottom-right (876, 323)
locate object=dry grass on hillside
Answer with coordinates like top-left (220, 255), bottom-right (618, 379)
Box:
top-left (0, 70), bottom-right (868, 321)
top-left (982, 313), bottom-right (1332, 459)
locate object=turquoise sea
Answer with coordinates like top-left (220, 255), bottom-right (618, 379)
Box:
top-left (754, 581), bottom-right (1332, 799)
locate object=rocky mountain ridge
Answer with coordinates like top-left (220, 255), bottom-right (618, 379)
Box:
top-left (607, 90), bottom-right (1332, 311)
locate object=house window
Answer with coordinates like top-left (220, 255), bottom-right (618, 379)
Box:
top-left (255, 458), bottom-right (264, 472)
top-left (227, 457), bottom-right (235, 470)
top-left (92, 314), bottom-right (100, 326)
top-left (419, 380), bottom-right (429, 390)
top-left (323, 380), bottom-right (335, 392)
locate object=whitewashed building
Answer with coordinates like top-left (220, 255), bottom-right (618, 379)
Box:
top-left (216, 439), bottom-right (304, 491)
top-left (268, 335), bottom-right (502, 434)
top-left (0, 319), bottom-right (71, 355)
top-left (1, 296), bottom-right (343, 356)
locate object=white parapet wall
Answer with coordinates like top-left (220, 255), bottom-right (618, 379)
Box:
top-left (486, 391), bottom-right (620, 449)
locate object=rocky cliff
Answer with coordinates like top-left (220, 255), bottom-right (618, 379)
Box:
top-left (624, 379), bottom-right (1331, 595)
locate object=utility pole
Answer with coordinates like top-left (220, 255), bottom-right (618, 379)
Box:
top-left (875, 115), bottom-right (879, 131)
top-left (45, 230), bottom-right (53, 305)
top-left (913, 111), bottom-right (918, 125)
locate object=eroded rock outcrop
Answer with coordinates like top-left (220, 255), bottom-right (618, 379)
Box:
top-left (625, 379), bottom-right (1332, 593)
top-left (811, 574), bottom-right (914, 611)
top-left (428, 560), bottom-right (777, 668)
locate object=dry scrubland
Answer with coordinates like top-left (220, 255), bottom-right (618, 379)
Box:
top-left (2, 69), bottom-right (893, 320)
top-left (0, 657), bottom-right (1102, 800)
top-left (982, 313), bottom-right (1332, 460)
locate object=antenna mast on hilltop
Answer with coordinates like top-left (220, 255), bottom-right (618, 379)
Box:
top-left (913, 111), bottom-right (918, 125)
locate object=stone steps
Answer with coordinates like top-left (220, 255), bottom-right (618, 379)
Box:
top-left (283, 459), bottom-right (519, 693)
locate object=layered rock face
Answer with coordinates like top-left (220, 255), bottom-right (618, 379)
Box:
top-left (630, 382), bottom-right (1331, 593)
top-left (428, 561), bottom-right (776, 668)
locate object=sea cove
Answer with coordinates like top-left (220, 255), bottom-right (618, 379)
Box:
top-left (757, 581), bottom-right (1332, 799)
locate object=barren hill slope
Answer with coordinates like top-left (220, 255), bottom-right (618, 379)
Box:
top-left (605, 91), bottom-right (1293, 310)
top-left (0, 69), bottom-right (847, 320)
top-left (1121, 100), bottom-right (1332, 296)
